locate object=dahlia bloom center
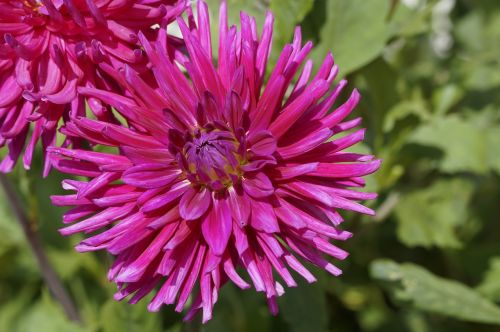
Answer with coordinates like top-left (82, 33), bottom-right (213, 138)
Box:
top-left (23, 0), bottom-right (43, 12)
top-left (15, 1), bottom-right (50, 25)
top-left (180, 127), bottom-right (244, 190)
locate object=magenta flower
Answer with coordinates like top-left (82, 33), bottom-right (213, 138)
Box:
top-left (0, 0), bottom-right (186, 174)
top-left (50, 1), bottom-right (380, 322)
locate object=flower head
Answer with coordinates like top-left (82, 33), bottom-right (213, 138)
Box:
top-left (50, 1), bottom-right (380, 322)
top-left (0, 0), bottom-right (187, 174)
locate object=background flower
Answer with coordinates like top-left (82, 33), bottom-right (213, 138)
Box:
top-left (50, 1), bottom-right (379, 322)
top-left (0, 0), bottom-right (186, 174)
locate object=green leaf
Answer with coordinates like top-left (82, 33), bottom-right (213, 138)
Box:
top-left (314, 0), bottom-right (390, 75)
top-left (279, 280), bottom-right (328, 332)
top-left (371, 260), bottom-right (500, 325)
top-left (270, 0), bottom-right (314, 46)
top-left (410, 114), bottom-right (500, 174)
top-left (476, 257), bottom-right (500, 303)
top-left (394, 178), bottom-right (474, 249)
top-left (388, 2), bottom-right (432, 38)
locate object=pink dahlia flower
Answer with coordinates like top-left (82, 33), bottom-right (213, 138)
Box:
top-left (50, 1), bottom-right (380, 322)
top-left (0, 0), bottom-right (187, 174)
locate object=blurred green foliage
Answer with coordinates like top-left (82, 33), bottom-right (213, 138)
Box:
top-left (1, 0), bottom-right (500, 331)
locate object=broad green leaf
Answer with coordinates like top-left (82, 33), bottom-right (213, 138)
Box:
top-left (270, 0), bottom-right (314, 46)
top-left (371, 260), bottom-right (500, 325)
top-left (314, 0), bottom-right (390, 75)
top-left (410, 114), bottom-right (500, 174)
top-left (477, 257), bottom-right (500, 303)
top-left (410, 115), bottom-right (485, 173)
top-left (388, 2), bottom-right (432, 38)
top-left (394, 178), bottom-right (474, 249)
top-left (279, 280), bottom-right (328, 332)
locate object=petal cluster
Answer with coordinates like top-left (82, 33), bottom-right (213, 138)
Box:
top-left (0, 0), bottom-right (187, 174)
top-left (49, 1), bottom-right (380, 323)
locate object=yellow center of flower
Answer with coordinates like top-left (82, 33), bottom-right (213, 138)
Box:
top-left (23, 0), bottom-right (42, 12)
top-left (181, 128), bottom-right (247, 190)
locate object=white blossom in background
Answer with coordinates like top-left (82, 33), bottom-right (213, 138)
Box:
top-left (401, 0), bottom-right (427, 10)
top-left (431, 0), bottom-right (456, 58)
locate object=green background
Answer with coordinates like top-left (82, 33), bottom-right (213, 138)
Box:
top-left (1, 0), bottom-right (500, 331)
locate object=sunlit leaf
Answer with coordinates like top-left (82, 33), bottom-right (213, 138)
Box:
top-left (270, 0), bottom-right (314, 46)
top-left (410, 114), bottom-right (500, 174)
top-left (371, 260), bottom-right (500, 325)
top-left (394, 178), bottom-right (474, 249)
top-left (314, 0), bottom-right (390, 75)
